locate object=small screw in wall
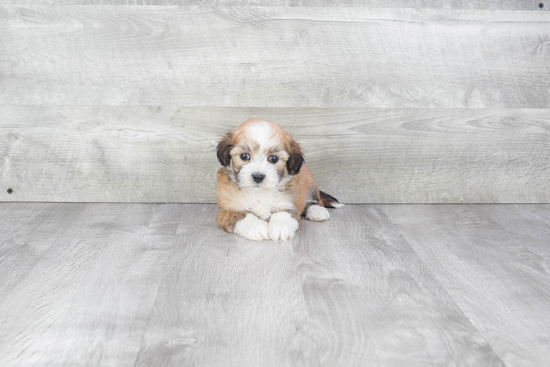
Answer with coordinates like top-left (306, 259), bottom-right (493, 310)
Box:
top-left (540, 3), bottom-right (545, 9)
top-left (7, 188), bottom-right (13, 194)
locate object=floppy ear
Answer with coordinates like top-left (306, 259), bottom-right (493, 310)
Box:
top-left (287, 140), bottom-right (304, 175)
top-left (217, 132), bottom-right (233, 167)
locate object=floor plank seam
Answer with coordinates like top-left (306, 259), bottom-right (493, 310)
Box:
top-left (2, 204), bottom-right (549, 366)
top-left (130, 208), bottom-right (188, 367)
top-left (379, 207), bottom-right (509, 366)
top-left (0, 204), bottom-right (87, 303)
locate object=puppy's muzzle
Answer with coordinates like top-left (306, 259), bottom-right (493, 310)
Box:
top-left (252, 173), bottom-right (265, 183)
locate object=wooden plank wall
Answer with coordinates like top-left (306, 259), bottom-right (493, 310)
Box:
top-left (1, 3), bottom-right (549, 203)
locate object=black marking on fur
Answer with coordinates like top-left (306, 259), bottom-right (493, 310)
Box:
top-left (300, 187), bottom-right (319, 215)
top-left (320, 191), bottom-right (341, 208)
top-left (216, 132), bottom-right (233, 167)
top-left (287, 141), bottom-right (304, 175)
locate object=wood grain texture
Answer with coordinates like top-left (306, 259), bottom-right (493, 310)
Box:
top-left (1, 203), bottom-right (550, 366)
top-left (383, 204), bottom-right (550, 367)
top-left (135, 204), bottom-right (504, 366)
top-left (2, 106), bottom-right (549, 203)
top-left (134, 205), bottom-right (308, 367)
top-left (0, 203), bottom-right (85, 304)
top-left (0, 203), bottom-right (184, 367)
top-left (0, 0), bottom-right (547, 10)
top-left (1, 6), bottom-right (549, 108)
top-left (292, 205), bottom-right (504, 366)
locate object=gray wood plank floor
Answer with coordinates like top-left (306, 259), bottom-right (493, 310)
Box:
top-left (1, 203), bottom-right (549, 366)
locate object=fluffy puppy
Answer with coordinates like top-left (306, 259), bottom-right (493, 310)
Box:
top-left (216, 118), bottom-right (343, 241)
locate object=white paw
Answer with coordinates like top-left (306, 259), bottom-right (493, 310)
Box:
top-left (234, 213), bottom-right (269, 241)
top-left (305, 205), bottom-right (330, 222)
top-left (268, 212), bottom-right (299, 241)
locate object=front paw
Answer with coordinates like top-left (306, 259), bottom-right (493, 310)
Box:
top-left (268, 212), bottom-right (299, 241)
top-left (234, 213), bottom-right (269, 241)
top-left (305, 205), bottom-right (330, 222)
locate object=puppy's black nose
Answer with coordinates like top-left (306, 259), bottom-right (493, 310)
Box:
top-left (252, 173), bottom-right (265, 183)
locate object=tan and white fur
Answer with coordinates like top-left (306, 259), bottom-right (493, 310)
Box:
top-left (216, 119), bottom-right (343, 241)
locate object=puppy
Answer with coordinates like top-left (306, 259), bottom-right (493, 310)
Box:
top-left (215, 118), bottom-right (343, 241)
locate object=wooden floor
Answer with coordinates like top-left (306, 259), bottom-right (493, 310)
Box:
top-left (0, 204), bottom-right (549, 367)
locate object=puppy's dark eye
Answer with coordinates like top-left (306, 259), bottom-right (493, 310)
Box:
top-left (268, 155), bottom-right (279, 163)
top-left (240, 153), bottom-right (250, 161)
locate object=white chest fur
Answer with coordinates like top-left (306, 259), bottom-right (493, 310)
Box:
top-left (227, 188), bottom-right (295, 221)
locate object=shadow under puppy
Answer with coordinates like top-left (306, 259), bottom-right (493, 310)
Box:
top-left (216, 118), bottom-right (343, 241)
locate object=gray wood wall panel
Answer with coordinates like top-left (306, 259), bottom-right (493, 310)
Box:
top-left (1, 6), bottom-right (549, 108)
top-left (1, 4), bottom-right (549, 203)
top-left (0, 1), bottom-right (547, 11)
top-left (1, 106), bottom-right (549, 203)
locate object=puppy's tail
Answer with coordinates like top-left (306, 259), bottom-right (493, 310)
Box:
top-left (319, 191), bottom-right (345, 209)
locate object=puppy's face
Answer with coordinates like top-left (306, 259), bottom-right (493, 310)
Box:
top-left (217, 119), bottom-right (304, 190)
